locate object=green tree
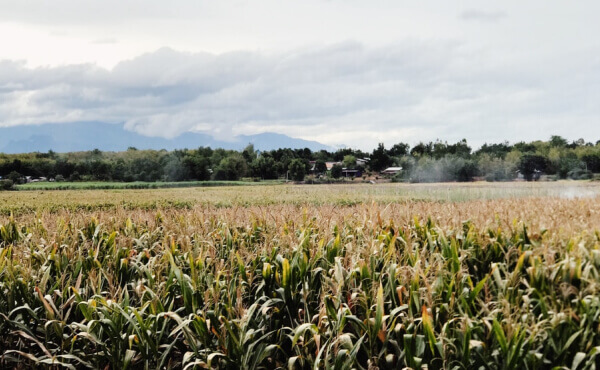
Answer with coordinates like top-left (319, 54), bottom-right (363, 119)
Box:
top-left (518, 154), bottom-right (548, 181)
top-left (549, 135), bottom-right (568, 148)
top-left (581, 153), bottom-right (600, 173)
top-left (164, 155), bottom-right (187, 181)
top-left (242, 144), bottom-right (257, 162)
top-left (314, 160), bottom-right (327, 174)
top-left (476, 142), bottom-right (512, 159)
top-left (410, 142), bottom-right (433, 157)
top-left (183, 155), bottom-right (211, 181)
top-left (7, 171), bottom-right (23, 184)
top-left (214, 154), bottom-right (247, 181)
top-left (251, 155), bottom-right (278, 179)
top-left (331, 164), bottom-right (343, 179)
top-left (370, 143), bottom-right (391, 172)
top-left (389, 142), bottom-right (410, 157)
top-left (288, 158), bottom-right (306, 181)
top-left (342, 155), bottom-right (356, 169)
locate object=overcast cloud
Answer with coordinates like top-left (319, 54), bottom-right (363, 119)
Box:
top-left (0, 1), bottom-right (599, 150)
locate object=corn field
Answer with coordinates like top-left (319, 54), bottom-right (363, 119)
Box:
top-left (2, 190), bottom-right (600, 368)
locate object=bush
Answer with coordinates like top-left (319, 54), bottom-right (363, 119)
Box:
top-left (7, 171), bottom-right (23, 184)
top-left (0, 179), bottom-right (14, 190)
top-left (330, 164), bottom-right (343, 179)
top-left (567, 168), bottom-right (592, 180)
top-left (390, 173), bottom-right (407, 183)
top-left (69, 171), bottom-right (81, 182)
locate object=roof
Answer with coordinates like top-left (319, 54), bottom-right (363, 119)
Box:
top-left (381, 167), bottom-right (403, 173)
top-left (325, 161), bottom-right (342, 170)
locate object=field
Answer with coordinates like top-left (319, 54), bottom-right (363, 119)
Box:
top-left (14, 180), bottom-right (273, 191)
top-left (4, 181), bottom-right (600, 215)
top-left (2, 182), bottom-right (600, 368)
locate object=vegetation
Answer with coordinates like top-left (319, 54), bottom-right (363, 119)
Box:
top-left (0, 179), bottom-right (13, 191)
top-left (2, 136), bottom-right (600, 186)
top-left (288, 159), bottom-right (307, 182)
top-left (3, 182), bottom-right (600, 216)
top-left (1, 187), bottom-right (600, 368)
top-left (15, 180), bottom-right (272, 191)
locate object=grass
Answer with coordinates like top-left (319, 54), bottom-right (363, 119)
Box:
top-left (15, 180), bottom-right (280, 191)
top-left (1, 182), bottom-right (600, 368)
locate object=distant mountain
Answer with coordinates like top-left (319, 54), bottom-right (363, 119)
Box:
top-left (0, 122), bottom-right (334, 153)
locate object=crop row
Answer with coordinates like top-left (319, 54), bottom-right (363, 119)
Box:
top-left (1, 206), bottom-right (600, 368)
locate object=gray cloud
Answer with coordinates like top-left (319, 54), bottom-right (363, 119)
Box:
top-left (0, 41), bottom-right (599, 149)
top-left (459, 10), bottom-right (507, 22)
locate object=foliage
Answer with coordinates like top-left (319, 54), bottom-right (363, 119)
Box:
top-left (2, 135), bottom-right (600, 184)
top-left (214, 153), bottom-right (248, 181)
top-left (370, 143), bottom-right (392, 172)
top-left (0, 179), bottom-right (14, 191)
top-left (518, 154), bottom-right (549, 181)
top-left (331, 164), bottom-right (343, 179)
top-left (343, 155), bottom-right (357, 169)
top-left (6, 171), bottom-right (23, 184)
top-left (478, 154), bottom-right (517, 181)
top-left (1, 199), bottom-right (600, 368)
top-left (314, 160), bottom-right (327, 174)
top-left (251, 155), bottom-right (279, 180)
top-left (288, 158), bottom-right (307, 181)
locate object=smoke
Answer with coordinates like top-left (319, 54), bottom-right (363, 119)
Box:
top-left (557, 186), bottom-right (599, 199)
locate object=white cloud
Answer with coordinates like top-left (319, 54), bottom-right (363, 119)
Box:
top-left (0, 40), bottom-right (598, 150)
top-left (1, 1), bottom-right (600, 150)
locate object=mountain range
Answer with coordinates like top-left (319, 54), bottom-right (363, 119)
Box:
top-left (0, 122), bottom-right (335, 153)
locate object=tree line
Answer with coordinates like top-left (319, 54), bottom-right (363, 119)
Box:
top-left (1, 135), bottom-right (600, 189)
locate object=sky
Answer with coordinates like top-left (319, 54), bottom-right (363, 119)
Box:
top-left (0, 1), bottom-right (599, 150)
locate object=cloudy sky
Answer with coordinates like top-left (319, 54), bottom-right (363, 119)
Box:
top-left (0, 1), bottom-right (599, 150)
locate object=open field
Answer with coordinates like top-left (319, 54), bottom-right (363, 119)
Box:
top-left (3, 181), bottom-right (600, 215)
top-left (2, 182), bottom-right (600, 368)
top-left (15, 180), bottom-right (276, 191)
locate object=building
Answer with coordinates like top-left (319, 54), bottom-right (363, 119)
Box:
top-left (356, 158), bottom-right (369, 167)
top-left (380, 167), bottom-right (402, 176)
top-left (325, 161), bottom-right (342, 171)
top-left (341, 169), bottom-right (362, 178)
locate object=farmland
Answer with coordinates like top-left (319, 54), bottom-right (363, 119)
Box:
top-left (2, 182), bottom-right (600, 368)
top-left (14, 180), bottom-right (274, 191)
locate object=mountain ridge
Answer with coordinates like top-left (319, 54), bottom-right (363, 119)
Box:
top-left (0, 122), bottom-right (334, 153)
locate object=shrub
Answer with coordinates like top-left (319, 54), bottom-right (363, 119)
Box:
top-left (0, 179), bottom-right (14, 190)
top-left (330, 164), bottom-right (343, 179)
top-left (568, 168), bottom-right (592, 180)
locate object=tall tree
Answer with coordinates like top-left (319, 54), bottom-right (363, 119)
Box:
top-left (370, 143), bottom-right (392, 172)
top-left (288, 158), bottom-right (306, 181)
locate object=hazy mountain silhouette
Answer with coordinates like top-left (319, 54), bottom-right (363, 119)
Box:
top-left (0, 122), bottom-right (334, 153)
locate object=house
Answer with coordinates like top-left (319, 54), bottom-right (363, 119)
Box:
top-left (341, 168), bottom-right (362, 178)
top-left (380, 167), bottom-right (402, 176)
top-left (28, 176), bottom-right (48, 183)
top-left (325, 161), bottom-right (342, 171)
top-left (356, 158), bottom-right (369, 167)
